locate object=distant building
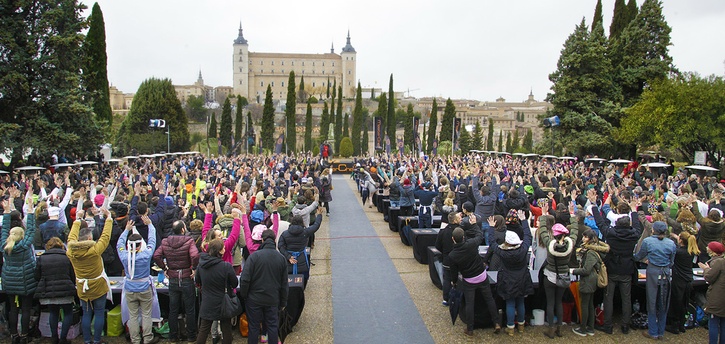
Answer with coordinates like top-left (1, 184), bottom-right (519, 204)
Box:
top-left (232, 23), bottom-right (357, 103)
top-left (109, 85), bottom-right (134, 116)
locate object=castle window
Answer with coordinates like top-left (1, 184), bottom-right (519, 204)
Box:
top-left (302, 70), bottom-right (304, 74)
top-left (271, 61), bottom-right (274, 65)
top-left (292, 61), bottom-right (294, 66)
top-left (348, 70), bottom-right (351, 74)
top-left (312, 62), bottom-right (315, 66)
top-left (261, 69), bottom-right (263, 73)
top-left (271, 82), bottom-right (275, 87)
top-left (332, 62), bottom-right (335, 66)
top-left (282, 70), bottom-right (285, 74)
top-left (281, 61), bottom-right (284, 66)
top-left (239, 68), bottom-right (243, 72)
top-left (260, 81), bottom-right (264, 86)
top-left (312, 82), bottom-right (316, 87)
top-left (312, 70), bottom-right (315, 74)
top-left (240, 80), bottom-right (243, 85)
top-left (322, 62), bottom-right (325, 66)
top-left (260, 61), bottom-right (263, 65)
top-left (271, 69), bottom-right (274, 73)
top-left (302, 61), bottom-right (305, 66)
top-left (348, 81), bottom-right (351, 86)
top-left (322, 70), bottom-right (325, 74)
top-left (239, 57), bottom-right (242, 61)
top-left (282, 81), bottom-right (285, 87)
top-left (239, 49), bottom-right (242, 54)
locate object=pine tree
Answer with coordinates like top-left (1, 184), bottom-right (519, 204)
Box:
top-left (331, 79), bottom-right (336, 128)
top-left (320, 101), bottom-right (330, 140)
top-left (439, 98), bottom-right (456, 142)
top-left (284, 72), bottom-right (297, 153)
top-left (626, 0), bottom-right (639, 25)
top-left (234, 96), bottom-right (245, 147)
top-left (403, 104), bottom-right (415, 148)
top-left (298, 75), bottom-right (307, 103)
top-left (592, 0), bottom-right (603, 30)
top-left (219, 97), bottom-right (233, 148)
top-left (326, 77), bottom-right (330, 99)
top-left (304, 99), bottom-right (312, 152)
top-left (386, 74), bottom-right (396, 143)
top-left (498, 130), bottom-right (503, 152)
top-left (487, 120), bottom-right (494, 150)
top-left (351, 81), bottom-right (363, 155)
top-left (376, 93), bottom-right (388, 143)
top-left (334, 86), bottom-right (343, 151)
top-left (343, 113), bottom-right (350, 139)
top-left (422, 122), bottom-right (427, 152)
top-left (361, 108), bottom-right (369, 155)
top-left (209, 113), bottom-right (217, 140)
top-left (246, 111), bottom-right (254, 151)
top-left (261, 85), bottom-right (275, 151)
top-left (84, 2), bottom-right (112, 127)
top-left (427, 98), bottom-right (438, 152)
top-left (472, 121), bottom-right (484, 151)
top-left (512, 129), bottom-right (520, 151)
top-left (505, 132), bottom-right (512, 152)
top-left (459, 127), bottom-right (472, 154)
top-left (609, 0), bottom-right (629, 39)
top-left (523, 129), bottom-right (534, 152)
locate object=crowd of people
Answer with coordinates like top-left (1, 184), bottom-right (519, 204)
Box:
top-left (354, 152), bottom-right (725, 343)
top-left (0, 152), bottom-right (332, 344)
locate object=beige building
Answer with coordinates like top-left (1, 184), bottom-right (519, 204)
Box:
top-left (109, 85), bottom-right (134, 116)
top-left (232, 23), bottom-right (357, 103)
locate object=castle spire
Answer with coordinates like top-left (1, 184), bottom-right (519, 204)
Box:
top-left (331, 41), bottom-right (334, 54)
top-left (234, 21), bottom-right (248, 45)
top-left (342, 30), bottom-right (356, 53)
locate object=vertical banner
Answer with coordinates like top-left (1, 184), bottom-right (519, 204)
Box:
top-left (432, 139), bottom-right (438, 155)
top-left (385, 135), bottom-right (391, 155)
top-left (275, 133), bottom-right (285, 154)
top-left (374, 116), bottom-right (383, 150)
top-left (453, 118), bottom-right (462, 151)
top-left (412, 117), bottom-right (420, 153)
top-left (397, 137), bottom-right (404, 156)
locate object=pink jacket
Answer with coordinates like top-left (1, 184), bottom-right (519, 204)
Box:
top-left (201, 213), bottom-right (241, 265)
top-left (242, 212), bottom-right (279, 255)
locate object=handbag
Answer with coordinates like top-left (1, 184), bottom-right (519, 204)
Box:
top-left (553, 254), bottom-right (571, 288)
top-left (221, 289), bottom-right (243, 319)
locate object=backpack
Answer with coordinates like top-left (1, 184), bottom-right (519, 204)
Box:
top-left (593, 251), bottom-right (608, 288)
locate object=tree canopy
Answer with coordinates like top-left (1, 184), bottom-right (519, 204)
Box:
top-left (352, 81), bottom-right (363, 155)
top-left (304, 99), bottom-right (313, 152)
top-left (219, 97), bottom-right (233, 148)
top-left (261, 85), bottom-right (275, 151)
top-left (439, 98), bottom-right (456, 142)
top-left (84, 2), bottom-right (112, 128)
top-left (427, 98), bottom-right (438, 153)
top-left (285, 71), bottom-right (297, 153)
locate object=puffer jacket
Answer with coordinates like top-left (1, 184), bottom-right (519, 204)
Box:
top-left (693, 203), bottom-right (725, 256)
top-left (160, 198), bottom-right (177, 240)
top-left (153, 234), bottom-right (199, 279)
top-left (34, 247), bottom-right (76, 299)
top-left (541, 231), bottom-right (574, 274)
top-left (67, 218), bottom-right (113, 301)
top-left (389, 178), bottom-right (401, 202)
top-left (1, 214), bottom-right (38, 295)
top-left (278, 214), bottom-right (322, 274)
top-left (215, 215), bottom-right (243, 267)
top-left (704, 255), bottom-right (725, 317)
top-left (572, 241), bottom-right (610, 293)
top-left (484, 219), bottom-right (534, 300)
top-left (239, 239), bottom-right (289, 307)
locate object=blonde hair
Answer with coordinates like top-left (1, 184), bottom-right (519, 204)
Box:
top-left (679, 232), bottom-right (701, 256)
top-left (4, 227), bottom-right (25, 254)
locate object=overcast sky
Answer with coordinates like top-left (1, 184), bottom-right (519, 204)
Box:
top-left (88, 0), bottom-right (725, 102)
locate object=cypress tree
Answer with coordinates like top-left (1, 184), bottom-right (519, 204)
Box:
top-left (626, 0), bottom-right (639, 25)
top-left (439, 98), bottom-right (456, 142)
top-left (84, 2), bottom-right (113, 127)
top-left (234, 96), bottom-right (245, 147)
top-left (376, 93), bottom-right (388, 142)
top-left (472, 121), bottom-right (484, 150)
top-left (352, 81), bottom-right (363, 155)
top-left (609, 0), bottom-right (628, 39)
top-left (304, 99), bottom-right (312, 151)
top-left (209, 113), bottom-right (217, 140)
top-left (320, 101), bottom-right (330, 140)
top-left (422, 122), bottom-right (427, 152)
top-left (592, 0), bottom-right (603, 30)
top-left (298, 75), bottom-right (307, 103)
top-left (361, 108), bottom-right (369, 155)
top-left (505, 131), bottom-right (512, 152)
top-left (219, 97), bottom-right (233, 148)
top-left (246, 111), bottom-right (254, 152)
top-left (403, 104), bottom-right (415, 149)
top-left (458, 126), bottom-right (472, 154)
top-left (285, 71), bottom-right (297, 153)
top-left (523, 129), bottom-right (534, 152)
top-left (427, 98), bottom-right (438, 152)
top-left (261, 85), bottom-right (275, 151)
top-left (343, 113), bottom-right (350, 139)
top-left (487, 120), bottom-right (494, 150)
top-left (331, 79), bottom-right (337, 128)
top-left (386, 74), bottom-right (396, 143)
top-left (498, 130), bottom-right (503, 152)
top-left (512, 129), bottom-right (520, 151)
top-left (334, 86), bottom-right (343, 151)
top-left (326, 77), bottom-right (330, 99)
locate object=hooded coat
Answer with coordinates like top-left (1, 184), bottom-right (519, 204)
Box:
top-left (572, 241), bottom-right (610, 293)
top-left (704, 255), bottom-right (725, 317)
top-left (153, 234), bottom-right (199, 279)
top-left (693, 203), bottom-right (725, 256)
top-left (67, 218), bottom-right (113, 301)
top-left (34, 247), bottom-right (76, 299)
top-left (278, 214), bottom-right (322, 274)
top-left (483, 219), bottom-right (534, 300)
top-left (195, 252), bottom-right (238, 321)
top-left (1, 214), bottom-right (37, 296)
top-left (201, 213), bottom-right (242, 265)
top-left (239, 239), bottom-right (289, 308)
top-left (540, 229), bottom-right (574, 275)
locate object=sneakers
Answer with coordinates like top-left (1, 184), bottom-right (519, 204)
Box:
top-left (572, 327), bottom-right (588, 337)
top-left (442, 300), bottom-right (449, 306)
top-left (586, 327), bottom-right (595, 336)
top-left (261, 334), bottom-right (268, 343)
top-left (621, 324), bottom-right (630, 334)
top-left (145, 336), bottom-right (160, 344)
top-left (595, 324), bottom-right (613, 334)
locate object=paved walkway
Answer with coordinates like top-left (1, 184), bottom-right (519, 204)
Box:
top-left (330, 175), bottom-right (434, 344)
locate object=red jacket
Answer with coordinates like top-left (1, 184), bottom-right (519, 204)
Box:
top-left (153, 234), bottom-right (200, 279)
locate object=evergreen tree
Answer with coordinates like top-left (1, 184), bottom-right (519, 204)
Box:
top-left (459, 127), bottom-right (472, 154)
top-left (304, 99), bottom-right (313, 152)
top-left (376, 93), bottom-right (388, 143)
top-left (352, 81), bottom-right (363, 155)
top-left (403, 104), bottom-right (415, 149)
top-left (334, 86), bottom-right (343, 151)
top-left (386, 74), bottom-right (396, 143)
top-left (523, 129), bottom-right (534, 152)
top-left (320, 101), bottom-right (330, 140)
top-left (84, 2), bottom-right (112, 127)
top-left (615, 0), bottom-right (672, 107)
top-left (298, 75), bottom-right (307, 103)
top-left (261, 85), bottom-right (275, 151)
top-left (370, 88), bottom-right (375, 100)
top-left (609, 0), bottom-right (629, 39)
top-left (116, 78), bottom-right (189, 153)
top-left (234, 96), bottom-right (245, 146)
top-left (472, 121), bottom-right (484, 151)
top-left (343, 113), bottom-right (350, 139)
top-left (512, 129), bottom-right (520, 151)
top-left (422, 122), bottom-right (427, 152)
top-left (361, 108), bottom-right (369, 155)
top-left (326, 77), bottom-right (330, 99)
top-left (331, 79), bottom-right (337, 133)
top-left (246, 111), bottom-right (255, 152)
top-left (487, 120), bottom-right (495, 151)
top-left (285, 71), bottom-right (297, 153)
top-left (209, 113), bottom-right (217, 140)
top-left (497, 130), bottom-right (503, 152)
top-left (439, 98), bottom-right (456, 142)
top-left (427, 98), bottom-right (438, 153)
top-left (592, 0), bottom-right (603, 30)
top-left (219, 97), bottom-right (233, 148)
top-left (505, 132), bottom-right (512, 152)
top-left (626, 0), bottom-right (639, 25)
top-left (184, 95), bottom-right (207, 122)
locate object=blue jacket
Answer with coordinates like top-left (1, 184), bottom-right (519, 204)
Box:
top-left (414, 187), bottom-right (438, 207)
top-left (399, 184), bottom-right (416, 207)
top-left (39, 219), bottom-right (68, 246)
top-left (117, 224), bottom-right (157, 292)
top-left (634, 236), bottom-right (676, 268)
top-left (1, 214), bottom-right (38, 295)
top-left (472, 178), bottom-right (499, 219)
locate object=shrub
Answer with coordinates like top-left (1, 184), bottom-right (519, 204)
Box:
top-left (308, 96), bottom-right (319, 104)
top-left (339, 137), bottom-right (353, 157)
top-left (312, 144), bottom-right (320, 156)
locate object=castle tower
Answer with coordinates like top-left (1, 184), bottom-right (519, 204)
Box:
top-left (232, 21), bottom-right (249, 99)
top-left (340, 30), bottom-right (356, 98)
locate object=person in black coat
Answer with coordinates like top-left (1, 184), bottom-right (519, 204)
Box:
top-left (195, 239), bottom-right (238, 344)
top-left (435, 212), bottom-right (460, 305)
top-left (35, 237), bottom-right (76, 344)
top-left (240, 230), bottom-right (289, 344)
top-left (278, 208), bottom-right (323, 287)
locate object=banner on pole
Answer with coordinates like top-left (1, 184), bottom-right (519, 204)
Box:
top-left (374, 117), bottom-right (383, 150)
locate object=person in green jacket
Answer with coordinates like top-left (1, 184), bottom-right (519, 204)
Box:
top-left (571, 229), bottom-right (610, 337)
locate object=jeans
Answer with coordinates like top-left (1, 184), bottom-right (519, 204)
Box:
top-left (81, 296), bottom-right (107, 343)
top-left (580, 292), bottom-right (595, 329)
top-left (710, 314), bottom-right (725, 344)
top-left (543, 278), bottom-right (565, 326)
top-left (505, 297), bottom-right (525, 327)
top-left (667, 277), bottom-right (690, 329)
top-left (604, 273), bottom-right (632, 327)
top-left (48, 303), bottom-right (74, 340)
top-left (168, 278), bottom-right (197, 340)
top-left (196, 318), bottom-right (232, 344)
top-left (7, 294), bottom-right (33, 335)
top-left (390, 200), bottom-right (400, 208)
top-left (460, 278), bottom-right (500, 331)
top-left (246, 300), bottom-right (279, 344)
top-left (645, 265), bottom-right (671, 337)
top-left (361, 188), bottom-right (370, 205)
top-left (126, 289), bottom-right (153, 344)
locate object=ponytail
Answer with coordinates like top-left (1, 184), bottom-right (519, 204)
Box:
top-left (680, 232), bottom-right (701, 256)
top-left (3, 227), bottom-right (25, 254)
